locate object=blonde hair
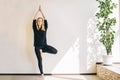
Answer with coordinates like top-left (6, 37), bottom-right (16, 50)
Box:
top-left (36, 17), bottom-right (45, 31)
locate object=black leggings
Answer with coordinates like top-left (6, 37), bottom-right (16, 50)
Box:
top-left (35, 45), bottom-right (57, 74)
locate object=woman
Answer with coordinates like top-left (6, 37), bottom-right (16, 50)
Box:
top-left (32, 6), bottom-right (57, 75)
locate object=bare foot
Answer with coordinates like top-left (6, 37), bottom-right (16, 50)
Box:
top-left (41, 74), bottom-right (45, 80)
top-left (41, 74), bottom-right (44, 76)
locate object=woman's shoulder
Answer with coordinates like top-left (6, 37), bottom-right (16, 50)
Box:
top-left (33, 19), bottom-right (36, 29)
top-left (33, 19), bottom-right (36, 22)
top-left (44, 19), bottom-right (48, 23)
top-left (33, 19), bottom-right (36, 25)
top-left (44, 19), bottom-right (47, 21)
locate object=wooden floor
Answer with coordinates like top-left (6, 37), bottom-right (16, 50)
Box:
top-left (0, 75), bottom-right (103, 80)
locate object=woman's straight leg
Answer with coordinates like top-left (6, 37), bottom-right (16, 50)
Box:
top-left (35, 47), bottom-right (43, 74)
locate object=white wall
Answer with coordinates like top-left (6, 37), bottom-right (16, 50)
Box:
top-left (0, 0), bottom-right (119, 74)
top-left (112, 0), bottom-right (120, 62)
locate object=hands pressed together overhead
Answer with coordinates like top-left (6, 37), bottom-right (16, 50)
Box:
top-left (39, 5), bottom-right (42, 12)
top-left (34, 5), bottom-right (46, 20)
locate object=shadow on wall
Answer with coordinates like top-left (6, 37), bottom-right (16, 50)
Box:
top-left (42, 22), bottom-right (81, 73)
top-left (51, 38), bottom-right (80, 74)
top-left (86, 16), bottom-right (106, 72)
top-left (87, 16), bottom-right (120, 72)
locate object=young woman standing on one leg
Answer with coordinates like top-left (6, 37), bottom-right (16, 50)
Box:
top-left (32, 6), bottom-right (57, 75)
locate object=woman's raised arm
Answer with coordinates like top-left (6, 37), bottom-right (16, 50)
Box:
top-left (34, 10), bottom-right (39, 20)
top-left (39, 5), bottom-right (46, 20)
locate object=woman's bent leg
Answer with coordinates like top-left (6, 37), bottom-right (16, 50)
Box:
top-left (42, 45), bottom-right (57, 54)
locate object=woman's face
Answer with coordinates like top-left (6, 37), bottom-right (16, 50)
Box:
top-left (37, 18), bottom-right (43, 26)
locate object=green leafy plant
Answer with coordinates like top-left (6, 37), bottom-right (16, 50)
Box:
top-left (95, 0), bottom-right (117, 55)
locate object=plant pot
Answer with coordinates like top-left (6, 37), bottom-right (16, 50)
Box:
top-left (102, 55), bottom-right (113, 66)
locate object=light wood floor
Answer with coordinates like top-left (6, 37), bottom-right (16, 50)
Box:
top-left (0, 75), bottom-right (103, 80)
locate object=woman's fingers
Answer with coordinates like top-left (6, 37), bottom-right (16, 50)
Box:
top-left (39, 5), bottom-right (42, 11)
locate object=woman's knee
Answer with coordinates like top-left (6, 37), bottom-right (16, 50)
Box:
top-left (53, 49), bottom-right (57, 54)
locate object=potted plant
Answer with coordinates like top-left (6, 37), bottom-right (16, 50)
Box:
top-left (95, 0), bottom-right (117, 65)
